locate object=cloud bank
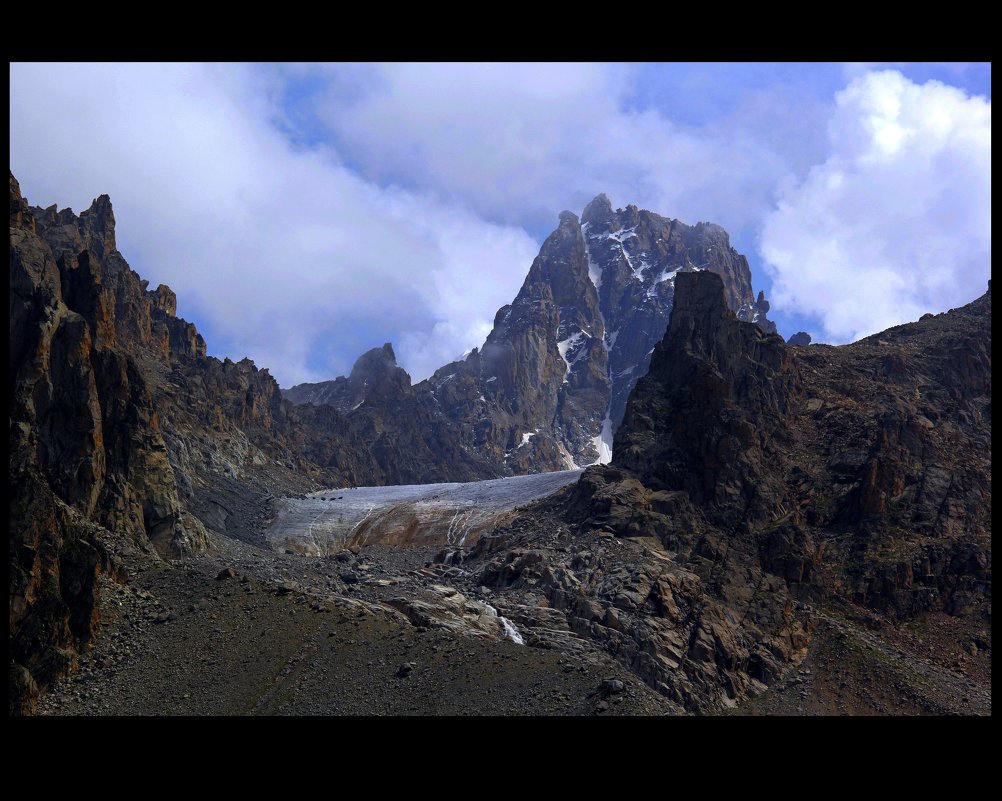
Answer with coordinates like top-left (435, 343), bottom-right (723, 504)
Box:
top-left (761, 70), bottom-right (991, 343)
top-left (309, 62), bottom-right (822, 239)
top-left (10, 63), bottom-right (990, 387)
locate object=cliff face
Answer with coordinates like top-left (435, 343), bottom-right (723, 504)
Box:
top-left (10, 173), bottom-right (181, 711)
top-left (286, 196), bottom-right (776, 479)
top-left (8, 173), bottom-right (377, 713)
top-left (422, 209), bottom-right (609, 473)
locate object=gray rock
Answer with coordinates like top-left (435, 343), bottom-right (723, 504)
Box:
top-left (396, 662), bottom-right (416, 678)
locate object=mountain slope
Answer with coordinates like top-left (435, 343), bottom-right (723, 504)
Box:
top-left (8, 174), bottom-right (383, 712)
top-left (618, 271), bottom-right (991, 607)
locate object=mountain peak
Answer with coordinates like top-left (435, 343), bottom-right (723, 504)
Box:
top-left (78, 193), bottom-right (116, 253)
top-left (350, 342), bottom-right (399, 379)
top-left (9, 171), bottom-right (35, 233)
top-left (558, 210), bottom-right (579, 228)
top-left (581, 193), bottom-right (613, 226)
top-left (619, 268), bottom-right (791, 523)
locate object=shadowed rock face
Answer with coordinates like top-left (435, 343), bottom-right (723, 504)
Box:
top-left (10, 172), bottom-right (185, 712)
top-left (285, 196), bottom-right (776, 478)
top-left (616, 271), bottom-right (799, 527)
top-left (478, 270), bottom-right (989, 711)
top-left (618, 270), bottom-right (991, 571)
top-left (283, 343), bottom-right (410, 411)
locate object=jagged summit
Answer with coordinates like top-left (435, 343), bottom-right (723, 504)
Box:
top-left (286, 196), bottom-right (778, 475)
top-left (350, 342), bottom-right (403, 380)
top-left (284, 342), bottom-right (412, 411)
top-left (30, 192), bottom-right (118, 260)
top-left (78, 194), bottom-right (116, 252)
top-left (557, 209), bottom-right (580, 227)
top-left (581, 193), bottom-right (614, 226)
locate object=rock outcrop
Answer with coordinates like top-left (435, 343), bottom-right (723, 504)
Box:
top-left (615, 271), bottom-right (798, 528)
top-left (286, 195), bottom-right (777, 478)
top-left (617, 271), bottom-right (991, 607)
top-left (458, 271), bottom-right (991, 712)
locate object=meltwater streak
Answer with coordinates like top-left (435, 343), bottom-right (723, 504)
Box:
top-left (483, 604), bottom-right (526, 646)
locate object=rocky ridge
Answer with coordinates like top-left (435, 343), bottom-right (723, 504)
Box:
top-left (448, 271), bottom-right (990, 712)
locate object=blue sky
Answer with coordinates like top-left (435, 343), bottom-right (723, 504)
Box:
top-left (9, 62), bottom-right (991, 387)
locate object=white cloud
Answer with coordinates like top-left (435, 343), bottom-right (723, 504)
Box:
top-left (760, 70), bottom-right (990, 343)
top-left (310, 63), bottom-right (814, 238)
top-left (9, 62), bottom-right (538, 385)
top-left (12, 63), bottom-right (988, 387)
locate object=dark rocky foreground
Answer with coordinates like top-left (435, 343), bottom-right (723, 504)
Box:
top-left (33, 487), bottom-right (989, 717)
top-left (34, 527), bottom-right (674, 717)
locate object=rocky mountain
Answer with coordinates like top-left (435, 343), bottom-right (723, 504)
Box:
top-left (286, 194), bottom-right (775, 477)
top-left (461, 271), bottom-right (990, 711)
top-left (283, 342), bottom-right (499, 484)
top-left (11, 173), bottom-right (989, 717)
top-left (579, 194), bottom-right (776, 431)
